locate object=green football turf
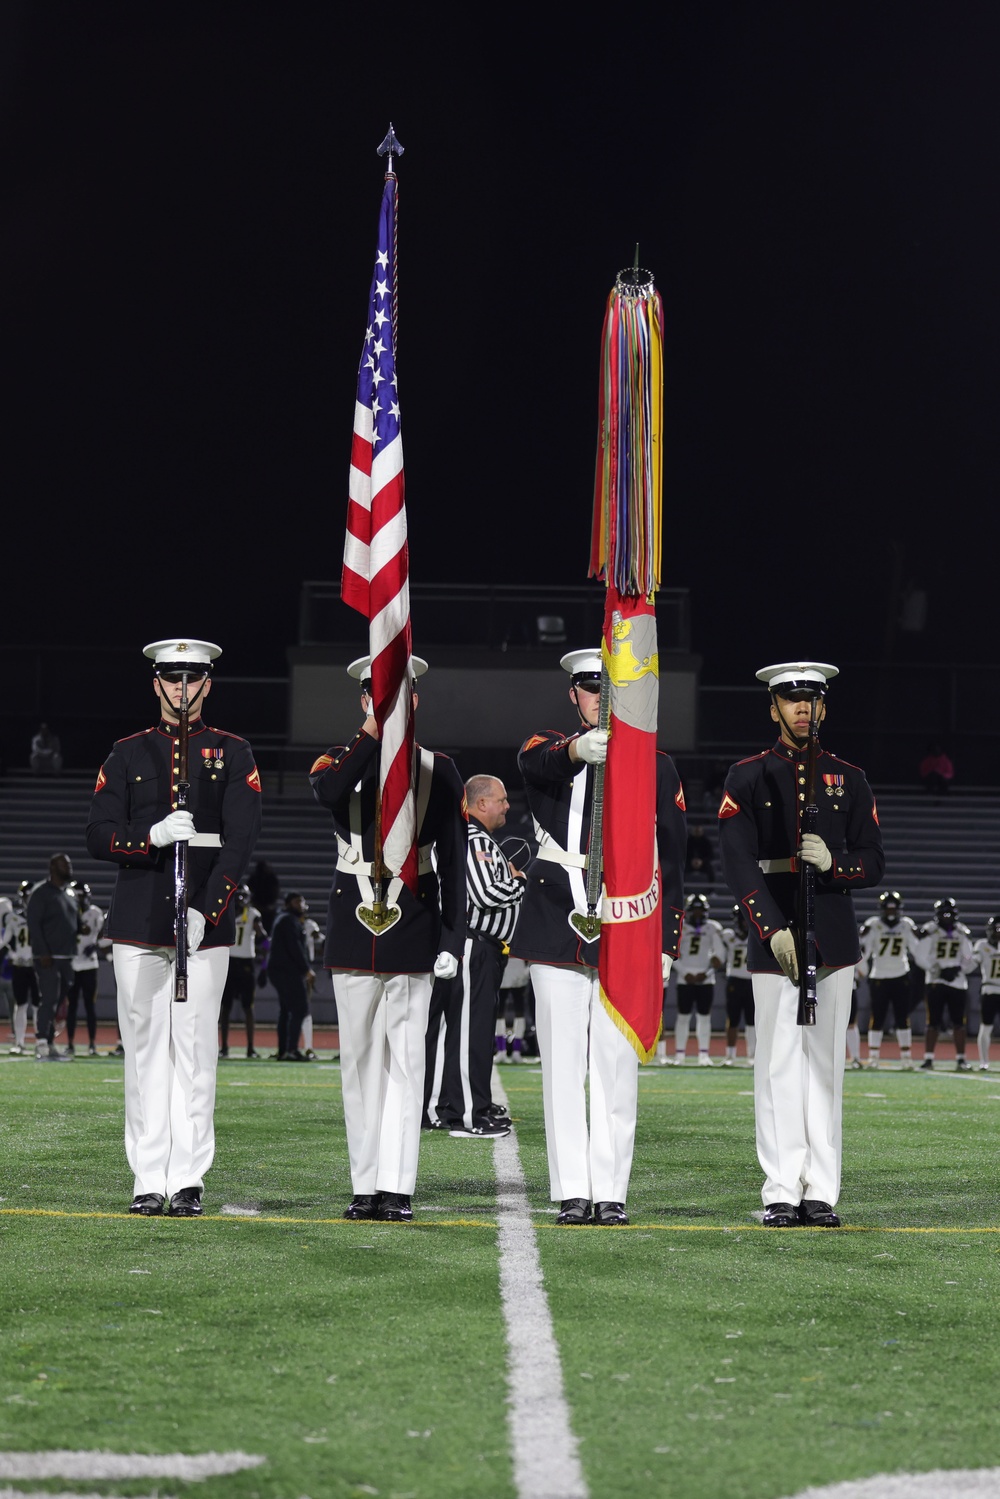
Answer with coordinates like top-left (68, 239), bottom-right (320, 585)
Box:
top-left (2, 1055), bottom-right (1000, 1499)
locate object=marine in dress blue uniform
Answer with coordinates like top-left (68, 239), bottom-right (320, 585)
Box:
top-left (309, 656), bottom-right (467, 1223)
top-left (511, 649), bottom-right (686, 1226)
top-left (87, 638), bottom-right (261, 1216)
top-left (718, 661), bottom-right (884, 1227)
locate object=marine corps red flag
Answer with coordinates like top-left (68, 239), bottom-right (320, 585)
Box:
top-left (341, 127), bottom-right (418, 892)
top-left (589, 264), bottom-right (665, 1059)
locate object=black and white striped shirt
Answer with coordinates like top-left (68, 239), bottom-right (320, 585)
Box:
top-left (467, 816), bottom-right (524, 945)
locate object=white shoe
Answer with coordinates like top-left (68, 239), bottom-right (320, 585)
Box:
top-left (697, 1054), bottom-right (713, 1067)
top-left (899, 1059), bottom-right (914, 1070)
top-left (672, 1055), bottom-right (686, 1066)
top-left (979, 1064), bottom-right (990, 1072)
top-left (849, 1059), bottom-right (863, 1070)
top-left (722, 1058), bottom-right (734, 1067)
top-left (866, 1059), bottom-right (880, 1070)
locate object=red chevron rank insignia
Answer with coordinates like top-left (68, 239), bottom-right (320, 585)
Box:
top-left (718, 792), bottom-right (740, 819)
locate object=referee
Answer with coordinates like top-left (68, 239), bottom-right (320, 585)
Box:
top-left (425, 776), bottom-right (525, 1138)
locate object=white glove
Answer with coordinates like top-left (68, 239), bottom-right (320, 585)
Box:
top-left (800, 833), bottom-right (833, 872)
top-left (661, 954), bottom-right (673, 985)
top-left (770, 928), bottom-right (799, 982)
top-left (433, 951), bottom-right (459, 980)
top-left (574, 728), bottom-right (608, 765)
top-left (150, 811), bottom-right (196, 848)
top-left (186, 909), bottom-right (206, 954)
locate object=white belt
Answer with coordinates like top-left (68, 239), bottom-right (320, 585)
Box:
top-left (535, 844), bottom-right (588, 871)
top-left (337, 835), bottom-right (433, 878)
top-left (758, 857), bottom-right (797, 874)
top-left (189, 833), bottom-right (222, 848)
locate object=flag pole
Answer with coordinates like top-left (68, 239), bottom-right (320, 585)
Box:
top-left (364, 123), bottom-right (406, 932)
top-left (341, 124), bottom-right (415, 937)
top-left (583, 252), bottom-right (661, 917)
top-left (586, 252), bottom-right (666, 1059)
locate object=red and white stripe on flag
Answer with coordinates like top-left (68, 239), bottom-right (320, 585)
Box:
top-left (598, 587), bottom-right (663, 1060)
top-left (342, 174), bottom-right (417, 890)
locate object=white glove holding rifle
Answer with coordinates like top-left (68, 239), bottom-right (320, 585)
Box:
top-left (186, 909), bottom-right (206, 954)
top-left (150, 811), bottom-right (196, 848)
top-left (800, 833), bottom-right (832, 872)
top-left (571, 728), bottom-right (608, 765)
top-left (770, 928), bottom-right (799, 982)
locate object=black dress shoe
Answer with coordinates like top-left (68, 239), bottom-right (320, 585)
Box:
top-left (344, 1194), bottom-right (381, 1220)
top-left (798, 1199), bottom-right (841, 1227)
top-left (168, 1188), bottom-right (203, 1217)
top-left (762, 1201), bottom-right (800, 1227)
top-left (593, 1200), bottom-right (629, 1226)
top-left (556, 1197), bottom-right (593, 1225)
top-left (129, 1193), bottom-right (165, 1216)
top-left (378, 1192), bottom-right (413, 1222)
top-left (449, 1119), bottom-right (511, 1138)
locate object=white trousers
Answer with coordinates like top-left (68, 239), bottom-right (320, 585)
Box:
top-left (113, 943), bottom-right (229, 1198)
top-left (333, 971), bottom-right (433, 1195)
top-left (751, 967), bottom-right (853, 1207)
top-left (531, 963), bottom-right (639, 1204)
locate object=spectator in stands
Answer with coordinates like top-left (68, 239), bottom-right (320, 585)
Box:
top-left (66, 881), bottom-right (103, 1056)
top-left (26, 852), bottom-right (78, 1060)
top-left (919, 743), bottom-right (954, 796)
top-left (249, 858), bottom-right (281, 934)
top-left (702, 761), bottom-right (729, 812)
top-left (220, 883), bottom-right (264, 1059)
top-left (269, 891), bottom-right (313, 1061)
top-left (685, 824), bottom-right (715, 884)
top-left (30, 723), bottom-right (62, 776)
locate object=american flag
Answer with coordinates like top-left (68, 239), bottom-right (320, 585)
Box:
top-left (342, 172), bottom-right (417, 890)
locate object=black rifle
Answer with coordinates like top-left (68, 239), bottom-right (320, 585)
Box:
top-left (173, 673), bottom-right (191, 1002)
top-left (796, 696), bottom-right (820, 1026)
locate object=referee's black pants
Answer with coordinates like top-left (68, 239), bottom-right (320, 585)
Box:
top-left (273, 972), bottom-right (309, 1057)
top-left (425, 933), bottom-right (504, 1129)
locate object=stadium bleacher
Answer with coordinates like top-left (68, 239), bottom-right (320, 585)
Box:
top-left (4, 771), bottom-right (1000, 1035)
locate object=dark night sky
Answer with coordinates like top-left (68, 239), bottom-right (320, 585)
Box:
top-left (4, 3), bottom-right (998, 683)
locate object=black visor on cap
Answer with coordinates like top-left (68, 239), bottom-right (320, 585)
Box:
top-left (772, 682), bottom-right (826, 701)
top-left (573, 675), bottom-right (602, 692)
top-left (158, 667), bottom-right (210, 682)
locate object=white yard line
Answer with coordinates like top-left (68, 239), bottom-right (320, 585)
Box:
top-left (492, 1075), bottom-right (588, 1499)
top-left (0, 1451), bottom-right (264, 1480)
top-left (790, 1470), bottom-right (1000, 1499)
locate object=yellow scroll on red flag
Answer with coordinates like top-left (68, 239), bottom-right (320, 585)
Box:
top-left (598, 586), bottom-right (662, 1059)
